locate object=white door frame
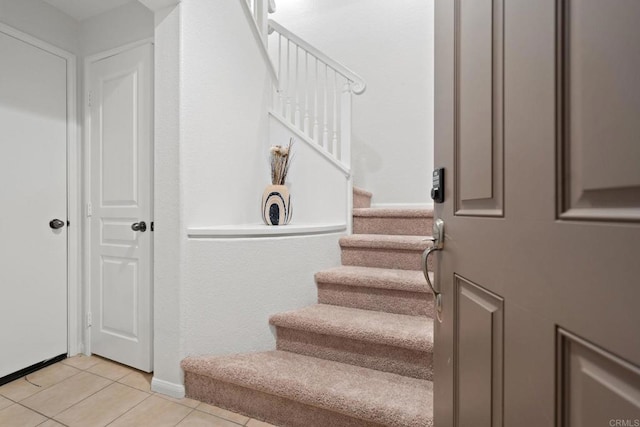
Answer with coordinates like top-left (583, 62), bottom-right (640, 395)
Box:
top-left (0, 23), bottom-right (80, 358)
top-left (83, 38), bottom-right (154, 356)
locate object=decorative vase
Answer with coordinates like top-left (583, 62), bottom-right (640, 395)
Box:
top-left (261, 184), bottom-right (292, 225)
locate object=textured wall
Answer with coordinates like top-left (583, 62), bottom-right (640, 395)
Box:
top-left (180, 0), bottom-right (272, 227)
top-left (182, 234), bottom-right (341, 357)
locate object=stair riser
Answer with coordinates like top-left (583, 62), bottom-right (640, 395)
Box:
top-left (353, 193), bottom-right (372, 209)
top-left (353, 216), bottom-right (433, 236)
top-left (276, 327), bottom-right (433, 380)
top-left (185, 373), bottom-right (384, 427)
top-left (341, 248), bottom-right (433, 271)
top-left (317, 283), bottom-right (434, 317)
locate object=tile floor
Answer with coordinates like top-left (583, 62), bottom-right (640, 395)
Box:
top-left (0, 355), bottom-right (276, 427)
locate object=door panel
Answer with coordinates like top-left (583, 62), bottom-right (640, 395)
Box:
top-left (559, 329), bottom-right (640, 427)
top-left (455, 276), bottom-right (503, 427)
top-left (101, 72), bottom-right (138, 205)
top-left (458, 0), bottom-right (493, 201)
top-left (434, 0), bottom-right (640, 425)
top-left (454, 0), bottom-right (504, 217)
top-left (101, 256), bottom-right (138, 339)
top-left (558, 0), bottom-right (640, 220)
top-left (90, 43), bottom-right (153, 372)
top-left (0, 30), bottom-right (68, 378)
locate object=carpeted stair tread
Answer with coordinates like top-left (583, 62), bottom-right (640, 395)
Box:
top-left (353, 187), bottom-right (373, 209)
top-left (340, 234), bottom-right (433, 251)
top-left (315, 266), bottom-right (433, 293)
top-left (181, 350), bottom-right (433, 427)
top-left (270, 304), bottom-right (433, 352)
top-left (353, 187), bottom-right (373, 198)
top-left (353, 208), bottom-right (434, 218)
top-left (352, 208), bottom-right (434, 236)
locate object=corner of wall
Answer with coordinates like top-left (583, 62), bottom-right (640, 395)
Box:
top-left (152, 2), bottom-right (184, 389)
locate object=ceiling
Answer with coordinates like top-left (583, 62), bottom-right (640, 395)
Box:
top-left (42, 0), bottom-right (136, 21)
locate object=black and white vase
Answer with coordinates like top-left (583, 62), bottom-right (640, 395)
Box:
top-left (261, 184), bottom-right (292, 225)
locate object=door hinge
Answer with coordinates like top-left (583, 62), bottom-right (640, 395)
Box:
top-left (88, 91), bottom-right (93, 107)
top-left (86, 312), bottom-right (92, 327)
top-left (150, 221), bottom-right (154, 232)
top-left (86, 202), bottom-right (92, 217)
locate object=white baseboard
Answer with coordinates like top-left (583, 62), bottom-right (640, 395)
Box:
top-left (370, 202), bottom-right (434, 210)
top-left (151, 377), bottom-right (185, 398)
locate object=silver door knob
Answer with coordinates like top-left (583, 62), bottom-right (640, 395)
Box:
top-left (49, 219), bottom-right (65, 229)
top-left (131, 221), bottom-right (147, 232)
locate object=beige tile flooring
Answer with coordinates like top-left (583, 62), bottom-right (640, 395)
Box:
top-left (0, 355), bottom-right (276, 427)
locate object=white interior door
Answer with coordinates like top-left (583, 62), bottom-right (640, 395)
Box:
top-left (89, 43), bottom-right (153, 372)
top-left (0, 30), bottom-right (68, 379)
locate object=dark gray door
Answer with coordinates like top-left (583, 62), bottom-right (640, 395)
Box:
top-left (433, 0), bottom-right (640, 425)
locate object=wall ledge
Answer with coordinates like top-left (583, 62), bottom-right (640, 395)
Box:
top-left (187, 223), bottom-right (346, 238)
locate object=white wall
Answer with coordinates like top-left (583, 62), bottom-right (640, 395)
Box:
top-left (0, 0), bottom-right (78, 53)
top-left (79, 1), bottom-right (154, 56)
top-left (273, 0), bottom-right (435, 206)
top-left (181, 0), bottom-right (272, 227)
top-left (267, 117), bottom-right (348, 225)
top-left (179, 0), bottom-right (344, 347)
top-left (151, 0), bottom-right (345, 395)
top-left (183, 234), bottom-right (340, 357)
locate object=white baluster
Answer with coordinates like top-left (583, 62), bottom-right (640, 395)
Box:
top-left (341, 80), bottom-right (352, 165)
top-left (294, 44), bottom-right (300, 128)
top-left (323, 64), bottom-right (329, 149)
top-left (304, 51), bottom-right (310, 135)
top-left (285, 39), bottom-right (292, 121)
top-left (313, 58), bottom-right (319, 142)
top-left (332, 69), bottom-right (338, 155)
top-left (274, 33), bottom-right (282, 112)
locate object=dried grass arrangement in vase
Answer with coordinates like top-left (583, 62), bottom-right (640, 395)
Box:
top-left (262, 138), bottom-right (294, 225)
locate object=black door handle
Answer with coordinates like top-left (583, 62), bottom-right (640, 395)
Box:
top-left (131, 221), bottom-right (147, 232)
top-left (49, 219), bottom-right (65, 230)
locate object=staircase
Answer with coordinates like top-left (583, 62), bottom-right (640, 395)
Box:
top-left (182, 188), bottom-right (436, 427)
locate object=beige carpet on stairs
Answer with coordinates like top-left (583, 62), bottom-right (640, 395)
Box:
top-left (182, 187), bottom-right (435, 427)
top-left (182, 351), bottom-right (433, 427)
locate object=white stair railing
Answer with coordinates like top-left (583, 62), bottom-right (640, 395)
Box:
top-left (244, 0), bottom-right (271, 40)
top-left (268, 19), bottom-right (366, 171)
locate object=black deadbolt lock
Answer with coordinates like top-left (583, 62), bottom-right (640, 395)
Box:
top-left (431, 168), bottom-right (444, 204)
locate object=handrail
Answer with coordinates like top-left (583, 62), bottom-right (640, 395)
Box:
top-left (269, 111), bottom-right (351, 176)
top-left (239, 0), bottom-right (279, 85)
top-left (268, 19), bottom-right (366, 94)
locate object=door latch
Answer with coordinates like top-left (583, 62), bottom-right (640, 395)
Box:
top-left (422, 218), bottom-right (444, 322)
top-left (49, 219), bottom-right (65, 230)
top-left (131, 221), bottom-right (147, 232)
